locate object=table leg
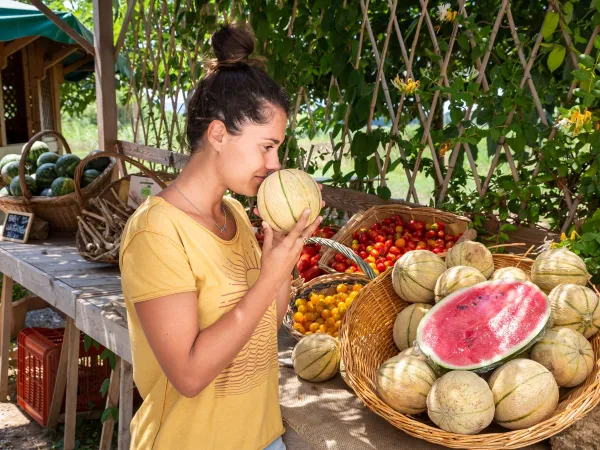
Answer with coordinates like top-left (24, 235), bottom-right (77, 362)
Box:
top-left (48, 317), bottom-right (74, 428)
top-left (63, 320), bottom-right (80, 450)
top-left (0, 274), bottom-right (14, 402)
top-left (118, 360), bottom-right (133, 450)
top-left (99, 356), bottom-right (121, 450)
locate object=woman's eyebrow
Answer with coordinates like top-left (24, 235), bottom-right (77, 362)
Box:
top-left (261, 137), bottom-right (281, 144)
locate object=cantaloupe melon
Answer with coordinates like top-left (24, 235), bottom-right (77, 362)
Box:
top-left (376, 355), bottom-right (437, 414)
top-left (292, 333), bottom-right (340, 382)
top-left (427, 371), bottom-right (495, 434)
top-left (434, 266), bottom-right (486, 303)
top-left (549, 284), bottom-right (600, 338)
top-left (393, 303), bottom-right (432, 351)
top-left (531, 248), bottom-right (589, 293)
top-left (488, 359), bottom-right (559, 430)
top-left (490, 266), bottom-right (531, 282)
top-left (392, 250), bottom-right (446, 303)
top-left (257, 169), bottom-right (322, 233)
top-left (445, 241), bottom-right (495, 278)
top-left (531, 328), bottom-right (594, 387)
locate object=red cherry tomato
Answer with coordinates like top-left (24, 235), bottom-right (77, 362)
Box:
top-left (303, 266), bottom-right (322, 281)
top-left (416, 241), bottom-right (427, 250)
top-left (386, 253), bottom-right (397, 262)
top-left (437, 230), bottom-right (446, 239)
top-left (376, 235), bottom-right (385, 243)
top-left (373, 242), bottom-right (385, 251)
top-left (335, 253), bottom-right (345, 263)
top-left (389, 246), bottom-right (401, 255)
top-left (426, 230), bottom-right (437, 239)
top-left (359, 251), bottom-right (368, 259)
top-left (445, 234), bottom-right (454, 242)
top-left (407, 241), bottom-right (417, 250)
top-left (446, 241), bottom-right (455, 249)
top-left (432, 247), bottom-right (443, 254)
top-left (370, 249), bottom-right (380, 258)
top-left (311, 254), bottom-right (321, 266)
top-left (435, 239), bottom-right (446, 248)
top-left (395, 238), bottom-right (406, 249)
top-left (435, 222), bottom-right (446, 231)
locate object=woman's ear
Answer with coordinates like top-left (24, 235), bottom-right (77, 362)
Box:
top-left (206, 120), bottom-right (227, 152)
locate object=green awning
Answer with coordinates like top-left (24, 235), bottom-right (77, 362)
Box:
top-left (0, 0), bottom-right (129, 81)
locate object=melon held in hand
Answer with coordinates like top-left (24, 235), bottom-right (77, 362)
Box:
top-left (257, 169), bottom-right (322, 233)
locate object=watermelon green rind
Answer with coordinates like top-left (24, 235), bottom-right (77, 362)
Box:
top-left (1, 161), bottom-right (20, 185)
top-left (416, 280), bottom-right (552, 373)
top-left (84, 149), bottom-right (111, 172)
top-left (55, 154), bottom-right (81, 178)
top-left (50, 177), bottom-right (75, 197)
top-left (0, 154), bottom-right (21, 172)
top-left (37, 151), bottom-right (59, 167)
top-left (35, 163), bottom-right (58, 190)
top-left (81, 169), bottom-right (100, 188)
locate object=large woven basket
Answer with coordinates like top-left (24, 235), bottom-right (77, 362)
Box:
top-left (339, 253), bottom-right (600, 449)
top-left (74, 151), bottom-right (168, 264)
top-left (283, 272), bottom-right (370, 341)
top-left (320, 204), bottom-right (471, 272)
top-left (0, 130), bottom-right (116, 232)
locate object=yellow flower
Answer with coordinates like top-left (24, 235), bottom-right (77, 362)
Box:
top-left (392, 76), bottom-right (420, 95)
top-left (560, 232), bottom-right (567, 242)
top-left (436, 3), bottom-right (458, 23)
top-left (570, 230), bottom-right (580, 240)
top-left (438, 141), bottom-right (451, 157)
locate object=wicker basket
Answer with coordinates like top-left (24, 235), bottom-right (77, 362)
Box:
top-left (74, 151), bottom-right (168, 264)
top-left (320, 204), bottom-right (471, 273)
top-left (339, 253), bottom-right (600, 449)
top-left (283, 272), bottom-right (370, 341)
top-left (0, 130), bottom-right (116, 232)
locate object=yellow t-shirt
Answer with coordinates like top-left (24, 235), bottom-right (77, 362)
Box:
top-left (119, 196), bottom-right (284, 450)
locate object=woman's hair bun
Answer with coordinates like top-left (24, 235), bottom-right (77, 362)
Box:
top-left (205, 23), bottom-right (265, 73)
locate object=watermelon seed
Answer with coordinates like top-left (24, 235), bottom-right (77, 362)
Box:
top-left (457, 305), bottom-right (468, 310)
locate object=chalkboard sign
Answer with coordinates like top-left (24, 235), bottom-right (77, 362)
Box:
top-left (1, 211), bottom-right (34, 243)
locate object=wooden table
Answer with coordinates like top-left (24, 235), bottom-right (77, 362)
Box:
top-left (0, 236), bottom-right (132, 450)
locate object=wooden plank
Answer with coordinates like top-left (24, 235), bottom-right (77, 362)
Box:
top-left (0, 247), bottom-right (79, 316)
top-left (118, 361), bottom-right (133, 450)
top-left (63, 54), bottom-right (93, 75)
top-left (99, 357), bottom-right (121, 450)
top-left (29, 1), bottom-right (95, 55)
top-left (27, 42), bottom-right (42, 134)
top-left (114, 0), bottom-right (136, 60)
top-left (63, 321), bottom-right (80, 450)
top-left (0, 70), bottom-right (6, 146)
top-left (93, 0), bottom-right (118, 155)
top-left (76, 296), bottom-right (131, 363)
top-left (4, 36), bottom-right (38, 59)
top-left (22, 44), bottom-right (33, 136)
top-left (47, 317), bottom-right (73, 428)
top-left (0, 274), bottom-right (13, 401)
top-left (118, 140), bottom-right (189, 168)
top-left (51, 65), bottom-right (63, 140)
top-left (44, 45), bottom-right (80, 72)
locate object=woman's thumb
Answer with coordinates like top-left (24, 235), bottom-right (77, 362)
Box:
top-left (262, 221), bottom-right (273, 250)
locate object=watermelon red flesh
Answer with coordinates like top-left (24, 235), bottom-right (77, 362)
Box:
top-left (416, 280), bottom-right (551, 372)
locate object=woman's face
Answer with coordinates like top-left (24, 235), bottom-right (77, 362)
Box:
top-left (218, 106), bottom-right (287, 197)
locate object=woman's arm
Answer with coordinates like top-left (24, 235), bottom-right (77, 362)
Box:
top-left (276, 277), bottom-right (292, 327)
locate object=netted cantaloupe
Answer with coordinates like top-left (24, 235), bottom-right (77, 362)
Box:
top-left (427, 371), bottom-right (494, 434)
top-left (257, 169), bottom-right (322, 233)
top-left (376, 355), bottom-right (437, 414)
top-left (490, 266), bottom-right (531, 282)
top-left (392, 250), bottom-right (446, 303)
top-left (531, 328), bottom-right (594, 387)
top-left (488, 359), bottom-right (559, 430)
top-left (549, 284), bottom-right (600, 338)
top-left (434, 266), bottom-right (486, 303)
top-left (393, 303), bottom-right (432, 351)
top-left (531, 248), bottom-right (589, 293)
top-left (292, 333), bottom-right (340, 382)
top-left (445, 241), bottom-right (495, 278)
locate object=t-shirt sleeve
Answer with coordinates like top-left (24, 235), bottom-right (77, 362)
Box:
top-left (120, 230), bottom-right (197, 303)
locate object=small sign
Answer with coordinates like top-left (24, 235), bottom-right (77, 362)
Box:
top-left (127, 175), bottom-right (163, 209)
top-left (1, 211), bottom-right (34, 243)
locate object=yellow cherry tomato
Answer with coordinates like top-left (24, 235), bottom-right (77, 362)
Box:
top-left (297, 305), bottom-right (307, 314)
top-left (293, 312), bottom-right (304, 323)
top-left (336, 284), bottom-right (348, 294)
top-left (309, 322), bottom-right (320, 333)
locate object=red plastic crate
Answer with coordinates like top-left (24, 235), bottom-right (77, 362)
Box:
top-left (17, 327), bottom-right (112, 427)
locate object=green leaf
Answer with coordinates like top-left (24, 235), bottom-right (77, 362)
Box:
top-left (595, 36), bottom-right (600, 50)
top-left (542, 12), bottom-right (559, 40)
top-left (563, 2), bottom-right (574, 24)
top-left (547, 46), bottom-right (566, 72)
top-left (83, 335), bottom-right (91, 352)
top-left (500, 223), bottom-right (517, 232)
top-left (100, 378), bottom-right (110, 397)
top-left (348, 69), bottom-right (362, 87)
top-left (376, 186), bottom-right (392, 200)
top-left (101, 408), bottom-right (112, 424)
top-left (367, 157), bottom-right (379, 178)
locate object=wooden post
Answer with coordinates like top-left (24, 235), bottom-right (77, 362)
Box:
top-left (63, 320), bottom-right (80, 450)
top-left (99, 357), bottom-right (122, 450)
top-left (93, 0), bottom-right (118, 155)
top-left (47, 317), bottom-right (74, 428)
top-left (0, 274), bottom-right (14, 402)
top-left (51, 65), bottom-right (64, 140)
top-left (118, 360), bottom-right (134, 450)
top-left (0, 70), bottom-right (6, 147)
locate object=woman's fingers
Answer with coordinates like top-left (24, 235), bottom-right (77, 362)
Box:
top-left (262, 221), bottom-right (273, 252)
top-left (285, 209), bottom-right (311, 244)
top-left (253, 207), bottom-right (261, 218)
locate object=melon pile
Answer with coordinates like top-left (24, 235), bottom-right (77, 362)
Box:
top-left (376, 243), bottom-right (597, 435)
top-left (0, 143), bottom-right (111, 198)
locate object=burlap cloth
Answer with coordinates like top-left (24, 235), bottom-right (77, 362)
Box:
top-left (277, 330), bottom-right (549, 450)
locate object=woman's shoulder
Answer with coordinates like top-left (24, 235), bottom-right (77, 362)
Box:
top-left (123, 196), bottom-right (183, 242)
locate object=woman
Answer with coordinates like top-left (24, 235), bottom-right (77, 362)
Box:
top-left (120, 23), bottom-right (322, 450)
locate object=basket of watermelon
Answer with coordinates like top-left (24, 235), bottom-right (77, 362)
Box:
top-left (73, 151), bottom-right (168, 264)
top-left (339, 241), bottom-right (600, 448)
top-left (319, 204), bottom-right (471, 277)
top-left (0, 130), bottom-right (116, 232)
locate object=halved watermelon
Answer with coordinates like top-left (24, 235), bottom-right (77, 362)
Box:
top-left (416, 280), bottom-right (551, 373)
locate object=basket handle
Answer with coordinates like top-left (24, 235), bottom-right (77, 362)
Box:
top-left (18, 130), bottom-right (72, 202)
top-left (307, 237), bottom-right (378, 279)
top-left (74, 151), bottom-right (168, 208)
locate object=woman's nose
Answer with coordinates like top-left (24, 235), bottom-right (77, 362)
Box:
top-left (265, 152), bottom-right (281, 171)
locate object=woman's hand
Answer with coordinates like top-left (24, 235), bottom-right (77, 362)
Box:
top-left (258, 209), bottom-right (322, 287)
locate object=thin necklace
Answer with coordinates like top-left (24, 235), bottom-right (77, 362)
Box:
top-left (171, 182), bottom-right (228, 234)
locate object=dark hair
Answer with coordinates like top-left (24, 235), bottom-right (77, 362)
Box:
top-left (186, 23), bottom-right (289, 153)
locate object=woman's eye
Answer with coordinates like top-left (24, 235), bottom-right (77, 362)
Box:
top-left (264, 146), bottom-right (273, 152)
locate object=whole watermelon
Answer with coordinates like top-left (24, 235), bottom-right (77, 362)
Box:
top-left (37, 151), bottom-right (59, 167)
top-left (10, 175), bottom-right (37, 197)
top-left (50, 176), bottom-right (75, 197)
top-left (0, 154), bottom-right (20, 172)
top-left (84, 149), bottom-right (111, 173)
top-left (35, 163), bottom-right (58, 190)
top-left (0, 186), bottom-right (10, 197)
top-left (22, 141), bottom-right (49, 168)
top-left (1, 161), bottom-right (20, 185)
top-left (56, 154), bottom-right (81, 178)
top-left (40, 188), bottom-right (52, 197)
top-left (81, 169), bottom-right (100, 188)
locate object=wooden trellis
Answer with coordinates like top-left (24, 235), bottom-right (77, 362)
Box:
top-left (119, 0), bottom-right (599, 232)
